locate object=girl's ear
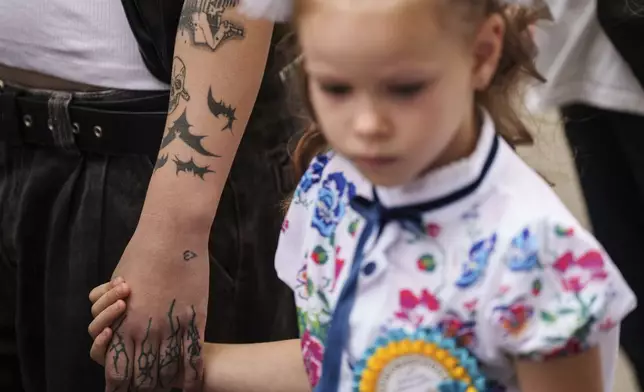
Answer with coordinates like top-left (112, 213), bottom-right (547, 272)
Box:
top-left (471, 13), bottom-right (505, 91)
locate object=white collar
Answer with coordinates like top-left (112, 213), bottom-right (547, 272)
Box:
top-left (374, 110), bottom-right (499, 209)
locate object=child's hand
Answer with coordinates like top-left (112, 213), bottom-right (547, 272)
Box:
top-left (88, 277), bottom-right (130, 365)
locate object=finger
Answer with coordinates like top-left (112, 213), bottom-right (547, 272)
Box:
top-left (91, 328), bottom-right (113, 366)
top-left (158, 300), bottom-right (183, 389)
top-left (89, 300), bottom-right (127, 339)
top-left (105, 316), bottom-right (134, 392)
top-left (91, 283), bottom-right (130, 318)
top-left (182, 306), bottom-right (205, 392)
top-left (89, 277), bottom-right (124, 303)
top-left (89, 283), bottom-right (112, 304)
top-left (132, 318), bottom-right (161, 391)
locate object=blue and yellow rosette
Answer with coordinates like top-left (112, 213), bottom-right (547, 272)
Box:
top-left (352, 329), bottom-right (487, 392)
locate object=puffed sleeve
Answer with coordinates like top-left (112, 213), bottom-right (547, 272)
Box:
top-left (274, 152), bottom-right (332, 289)
top-left (485, 218), bottom-right (636, 360)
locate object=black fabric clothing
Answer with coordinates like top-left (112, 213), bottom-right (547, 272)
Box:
top-left (562, 103), bottom-right (644, 390)
top-left (0, 75), bottom-right (299, 391)
top-left (597, 0), bottom-right (644, 90)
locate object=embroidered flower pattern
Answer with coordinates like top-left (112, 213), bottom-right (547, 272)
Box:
top-left (438, 310), bottom-right (477, 348)
top-left (348, 219), bottom-right (360, 238)
top-left (296, 287), bottom-right (332, 388)
top-left (554, 225), bottom-right (574, 238)
top-left (391, 288), bottom-right (441, 328)
top-left (426, 223), bottom-right (441, 238)
top-left (416, 254), bottom-right (436, 272)
top-left (531, 278), bottom-right (542, 296)
top-left (493, 297), bottom-right (535, 337)
top-left (311, 172), bottom-right (357, 239)
top-left (455, 234), bottom-right (497, 288)
top-left (283, 144), bottom-right (632, 392)
top-left (331, 246), bottom-right (345, 292)
top-left (301, 329), bottom-right (325, 387)
top-left (490, 224), bottom-right (630, 362)
top-left (294, 264), bottom-right (311, 301)
top-left (400, 289), bottom-right (441, 312)
top-left (294, 153), bottom-right (331, 205)
top-left (552, 250), bottom-right (608, 293)
top-left (599, 317), bottom-right (616, 332)
top-left (311, 245), bottom-right (329, 265)
top-left (507, 228), bottom-right (540, 272)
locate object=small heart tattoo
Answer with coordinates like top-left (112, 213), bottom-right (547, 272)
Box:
top-left (183, 250), bottom-right (197, 261)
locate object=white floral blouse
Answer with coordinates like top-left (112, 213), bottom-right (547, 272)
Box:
top-left (275, 114), bottom-right (636, 392)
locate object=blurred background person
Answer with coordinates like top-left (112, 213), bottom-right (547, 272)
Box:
top-left (526, 0), bottom-right (644, 389)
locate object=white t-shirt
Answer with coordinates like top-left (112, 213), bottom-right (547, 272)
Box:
top-left (0, 0), bottom-right (167, 90)
top-left (527, 0), bottom-right (644, 115)
top-left (275, 113), bottom-right (636, 391)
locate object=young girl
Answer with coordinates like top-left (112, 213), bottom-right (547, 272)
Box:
top-left (87, 0), bottom-right (636, 391)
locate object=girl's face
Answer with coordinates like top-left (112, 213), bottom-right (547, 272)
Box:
top-left (299, 0), bottom-right (504, 187)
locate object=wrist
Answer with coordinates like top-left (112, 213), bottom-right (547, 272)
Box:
top-left (136, 208), bottom-right (213, 241)
top-left (137, 182), bottom-right (222, 238)
top-left (133, 201), bottom-right (214, 247)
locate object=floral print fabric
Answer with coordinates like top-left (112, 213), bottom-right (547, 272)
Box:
top-left (274, 120), bottom-right (636, 392)
top-left (488, 221), bottom-right (631, 361)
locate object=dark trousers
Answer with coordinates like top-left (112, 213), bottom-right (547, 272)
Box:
top-left (562, 104), bottom-right (644, 389)
top-left (0, 85), bottom-right (298, 392)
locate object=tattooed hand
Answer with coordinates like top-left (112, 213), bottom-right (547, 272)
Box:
top-left (107, 223), bottom-right (208, 392)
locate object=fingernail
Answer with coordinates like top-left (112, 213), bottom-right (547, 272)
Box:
top-left (118, 283), bottom-right (128, 294)
top-left (113, 277), bottom-right (123, 285)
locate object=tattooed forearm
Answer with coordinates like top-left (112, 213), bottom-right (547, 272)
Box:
top-left (169, 57), bottom-right (191, 114)
top-left (178, 0), bottom-right (245, 51)
top-left (109, 316), bottom-right (130, 376)
top-left (158, 300), bottom-right (183, 387)
top-left (183, 250), bottom-right (198, 261)
top-left (207, 87), bottom-right (237, 133)
top-left (186, 306), bottom-right (203, 379)
top-left (157, 0), bottom-right (246, 180)
top-left (135, 319), bottom-right (158, 389)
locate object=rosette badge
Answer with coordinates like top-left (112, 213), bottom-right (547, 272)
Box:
top-left (353, 329), bottom-right (487, 392)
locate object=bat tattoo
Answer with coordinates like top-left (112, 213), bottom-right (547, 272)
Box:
top-left (109, 316), bottom-right (130, 377)
top-left (158, 300), bottom-right (183, 387)
top-left (208, 87), bottom-right (237, 133)
top-left (154, 154), bottom-right (169, 172)
top-left (136, 318), bottom-right (158, 389)
top-left (173, 156), bottom-right (214, 180)
top-left (178, 0), bottom-right (244, 51)
top-left (186, 306), bottom-right (203, 379)
top-left (161, 109), bottom-right (221, 157)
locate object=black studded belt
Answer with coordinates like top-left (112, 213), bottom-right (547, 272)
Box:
top-left (0, 83), bottom-right (169, 159)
